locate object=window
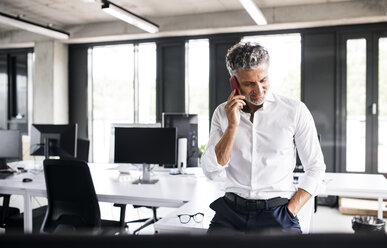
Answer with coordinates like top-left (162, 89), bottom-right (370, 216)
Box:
top-left (0, 50), bottom-right (31, 134)
top-left (89, 43), bottom-right (156, 163)
top-left (185, 39), bottom-right (209, 149)
top-left (9, 53), bottom-right (28, 121)
top-left (378, 37), bottom-right (387, 173)
top-left (241, 34), bottom-right (301, 100)
top-left (345, 39), bottom-right (367, 172)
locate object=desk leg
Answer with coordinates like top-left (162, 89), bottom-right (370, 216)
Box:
top-left (23, 192), bottom-right (33, 233)
top-left (378, 197), bottom-right (383, 220)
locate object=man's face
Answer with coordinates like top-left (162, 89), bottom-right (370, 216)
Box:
top-left (236, 63), bottom-right (269, 106)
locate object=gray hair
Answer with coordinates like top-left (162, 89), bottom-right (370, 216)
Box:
top-left (225, 42), bottom-right (270, 76)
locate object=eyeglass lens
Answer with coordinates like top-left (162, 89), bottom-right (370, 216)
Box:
top-left (193, 213), bottom-right (204, 222)
top-left (179, 215), bottom-right (191, 224)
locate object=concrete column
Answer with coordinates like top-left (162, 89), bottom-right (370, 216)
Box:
top-left (33, 40), bottom-right (68, 124)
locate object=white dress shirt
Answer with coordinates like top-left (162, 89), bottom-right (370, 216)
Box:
top-left (201, 91), bottom-right (326, 200)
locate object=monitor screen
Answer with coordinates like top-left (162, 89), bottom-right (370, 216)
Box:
top-left (0, 130), bottom-right (22, 169)
top-left (109, 123), bottom-right (161, 163)
top-left (114, 127), bottom-right (176, 165)
top-left (30, 124), bottom-right (78, 159)
top-left (162, 113), bottom-right (198, 167)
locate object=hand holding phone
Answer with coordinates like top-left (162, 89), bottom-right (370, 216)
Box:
top-left (229, 76), bottom-right (241, 95)
top-left (225, 76), bottom-right (245, 127)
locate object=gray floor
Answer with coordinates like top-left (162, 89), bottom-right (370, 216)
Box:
top-left (310, 206), bottom-right (356, 233)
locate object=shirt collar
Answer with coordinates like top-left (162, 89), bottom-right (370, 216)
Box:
top-left (240, 91), bottom-right (275, 116)
top-left (259, 90), bottom-right (275, 111)
top-left (265, 90), bottom-right (275, 102)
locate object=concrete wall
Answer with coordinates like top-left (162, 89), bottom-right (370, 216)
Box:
top-left (33, 40), bottom-right (68, 124)
top-left (53, 41), bottom-right (68, 124)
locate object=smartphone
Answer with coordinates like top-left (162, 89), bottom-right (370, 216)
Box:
top-left (229, 76), bottom-right (241, 95)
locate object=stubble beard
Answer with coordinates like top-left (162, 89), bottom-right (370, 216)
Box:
top-left (244, 94), bottom-right (265, 106)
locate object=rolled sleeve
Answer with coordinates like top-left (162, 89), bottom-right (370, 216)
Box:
top-left (294, 102), bottom-right (326, 196)
top-left (201, 105), bottom-right (228, 180)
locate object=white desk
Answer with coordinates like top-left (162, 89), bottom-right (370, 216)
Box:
top-left (0, 161), bottom-right (220, 233)
top-left (1, 161), bottom-right (387, 234)
top-left (155, 172), bottom-right (387, 234)
top-left (321, 173), bottom-right (387, 219)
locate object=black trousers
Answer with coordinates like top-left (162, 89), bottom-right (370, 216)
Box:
top-left (207, 196), bottom-right (302, 234)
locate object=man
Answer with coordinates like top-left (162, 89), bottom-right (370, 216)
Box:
top-left (201, 42), bottom-right (326, 234)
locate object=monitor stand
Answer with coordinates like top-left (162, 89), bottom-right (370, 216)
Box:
top-left (132, 164), bottom-right (159, 184)
top-left (169, 162), bottom-right (186, 175)
top-left (44, 138), bottom-right (52, 159)
top-left (43, 138), bottom-right (72, 160)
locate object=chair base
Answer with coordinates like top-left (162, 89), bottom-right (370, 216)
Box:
top-left (100, 219), bottom-right (128, 235)
top-left (0, 206), bottom-right (20, 228)
top-left (126, 206), bottom-right (160, 234)
top-left (129, 217), bottom-right (161, 235)
top-left (5, 206), bottom-right (47, 234)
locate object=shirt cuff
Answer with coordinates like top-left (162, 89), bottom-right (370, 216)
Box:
top-left (205, 144), bottom-right (229, 169)
top-left (298, 173), bottom-right (324, 196)
top-left (201, 144), bottom-right (228, 180)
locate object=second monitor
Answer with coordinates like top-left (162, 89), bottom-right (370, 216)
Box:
top-left (0, 130), bottom-right (22, 178)
top-left (114, 127), bottom-right (176, 184)
top-left (162, 113), bottom-right (198, 168)
top-left (30, 124), bottom-right (78, 159)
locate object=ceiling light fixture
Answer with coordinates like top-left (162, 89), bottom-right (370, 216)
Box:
top-left (0, 11), bottom-right (69, 40)
top-left (239, 0), bottom-right (267, 25)
top-left (101, 0), bottom-right (159, 33)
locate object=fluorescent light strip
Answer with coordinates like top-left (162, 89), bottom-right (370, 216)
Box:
top-left (102, 1), bottom-right (159, 33)
top-left (0, 11), bottom-right (69, 40)
top-left (240, 0), bottom-right (267, 25)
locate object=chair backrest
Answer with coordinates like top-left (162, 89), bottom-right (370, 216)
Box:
top-left (41, 159), bottom-right (101, 233)
top-left (77, 138), bottom-right (90, 162)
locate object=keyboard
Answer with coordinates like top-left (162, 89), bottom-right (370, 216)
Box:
top-left (0, 171), bottom-right (13, 179)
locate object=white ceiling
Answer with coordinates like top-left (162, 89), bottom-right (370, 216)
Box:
top-left (0, 0), bottom-right (386, 45)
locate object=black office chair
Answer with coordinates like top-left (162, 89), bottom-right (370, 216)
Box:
top-left (4, 138), bottom-right (91, 234)
top-left (77, 138), bottom-right (90, 162)
top-left (78, 137), bottom-right (157, 234)
top-left (4, 138), bottom-right (100, 234)
top-left (76, 138), bottom-right (128, 230)
top-left (41, 159), bottom-right (123, 234)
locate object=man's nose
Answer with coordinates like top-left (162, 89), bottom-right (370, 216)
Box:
top-left (256, 82), bottom-right (264, 97)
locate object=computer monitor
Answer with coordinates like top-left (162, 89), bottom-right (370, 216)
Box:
top-left (30, 124), bottom-right (78, 159)
top-left (109, 123), bottom-right (161, 163)
top-left (162, 113), bottom-right (198, 168)
top-left (114, 127), bottom-right (176, 184)
top-left (0, 130), bottom-right (22, 170)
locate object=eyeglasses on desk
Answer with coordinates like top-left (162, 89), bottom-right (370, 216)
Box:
top-left (177, 212), bottom-right (204, 224)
